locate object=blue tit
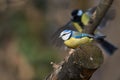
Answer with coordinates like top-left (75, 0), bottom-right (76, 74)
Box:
top-left (59, 30), bottom-right (94, 48)
top-left (59, 30), bottom-right (117, 55)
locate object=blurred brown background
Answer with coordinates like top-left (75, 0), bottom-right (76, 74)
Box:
top-left (0, 0), bottom-right (119, 80)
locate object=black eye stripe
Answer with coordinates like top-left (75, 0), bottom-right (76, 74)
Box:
top-left (62, 34), bottom-right (66, 36)
top-left (61, 33), bottom-right (70, 37)
top-left (63, 33), bottom-right (69, 36)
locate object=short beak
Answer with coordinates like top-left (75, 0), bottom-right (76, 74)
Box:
top-left (59, 35), bottom-right (62, 38)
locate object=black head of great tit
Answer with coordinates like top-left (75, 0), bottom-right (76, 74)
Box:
top-left (71, 7), bottom-right (96, 27)
top-left (71, 9), bottom-right (83, 22)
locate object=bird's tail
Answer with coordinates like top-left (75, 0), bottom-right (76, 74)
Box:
top-left (97, 39), bottom-right (118, 55)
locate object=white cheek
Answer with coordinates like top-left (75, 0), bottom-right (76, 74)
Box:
top-left (77, 10), bottom-right (83, 16)
top-left (62, 34), bottom-right (71, 41)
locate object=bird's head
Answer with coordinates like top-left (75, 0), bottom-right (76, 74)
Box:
top-left (59, 30), bottom-right (72, 41)
top-left (71, 9), bottom-right (83, 22)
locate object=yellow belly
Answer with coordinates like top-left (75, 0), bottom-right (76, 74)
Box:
top-left (64, 37), bottom-right (93, 48)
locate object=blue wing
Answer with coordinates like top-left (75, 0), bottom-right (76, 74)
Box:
top-left (72, 31), bottom-right (91, 38)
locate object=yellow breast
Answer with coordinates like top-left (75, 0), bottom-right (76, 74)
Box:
top-left (81, 13), bottom-right (90, 25)
top-left (64, 37), bottom-right (93, 48)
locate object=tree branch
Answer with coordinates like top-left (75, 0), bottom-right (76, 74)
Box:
top-left (45, 43), bottom-right (103, 80)
top-left (84, 0), bottom-right (113, 34)
top-left (46, 0), bottom-right (114, 80)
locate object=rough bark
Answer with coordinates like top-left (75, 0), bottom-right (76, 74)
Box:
top-left (45, 43), bottom-right (103, 80)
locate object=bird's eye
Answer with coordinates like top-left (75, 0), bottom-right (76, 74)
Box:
top-left (62, 33), bottom-right (67, 36)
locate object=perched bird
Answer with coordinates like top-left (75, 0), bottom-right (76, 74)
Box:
top-left (52, 7), bottom-right (117, 55)
top-left (59, 29), bottom-right (100, 48)
top-left (59, 30), bottom-right (117, 55)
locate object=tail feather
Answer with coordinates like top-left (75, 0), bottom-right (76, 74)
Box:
top-left (97, 39), bottom-right (118, 55)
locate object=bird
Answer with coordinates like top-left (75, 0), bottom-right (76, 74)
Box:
top-left (52, 7), bottom-right (117, 55)
top-left (59, 30), bottom-right (117, 55)
top-left (59, 29), bottom-right (101, 48)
